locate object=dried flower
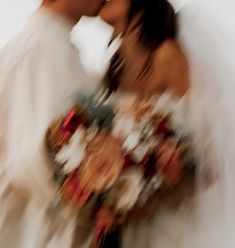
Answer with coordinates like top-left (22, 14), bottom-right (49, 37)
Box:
top-left (46, 117), bottom-right (65, 152)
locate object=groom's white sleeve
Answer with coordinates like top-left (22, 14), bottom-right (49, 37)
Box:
top-left (0, 40), bottom-right (79, 247)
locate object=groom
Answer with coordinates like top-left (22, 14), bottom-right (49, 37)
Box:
top-left (42, 0), bottom-right (105, 20)
top-left (0, 0), bottom-right (106, 247)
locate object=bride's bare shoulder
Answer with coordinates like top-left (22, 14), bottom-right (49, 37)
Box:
top-left (153, 40), bottom-right (189, 96)
top-left (155, 39), bottom-right (187, 66)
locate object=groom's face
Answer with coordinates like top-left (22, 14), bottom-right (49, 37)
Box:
top-left (73, 0), bottom-right (106, 17)
top-left (99, 0), bottom-right (130, 35)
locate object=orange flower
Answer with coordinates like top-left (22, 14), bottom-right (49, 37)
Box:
top-left (46, 106), bottom-right (85, 154)
top-left (157, 140), bottom-right (183, 186)
top-left (79, 134), bottom-right (124, 192)
top-left (46, 117), bottom-right (65, 153)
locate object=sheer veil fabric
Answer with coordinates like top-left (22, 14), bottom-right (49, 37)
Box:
top-left (179, 0), bottom-right (235, 247)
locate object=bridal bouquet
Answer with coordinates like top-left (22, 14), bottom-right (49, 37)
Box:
top-left (46, 94), bottom-right (195, 247)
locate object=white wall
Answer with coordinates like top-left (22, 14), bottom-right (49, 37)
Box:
top-left (0, 0), bottom-right (40, 48)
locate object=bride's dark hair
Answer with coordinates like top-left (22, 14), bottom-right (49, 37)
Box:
top-left (104, 0), bottom-right (177, 94)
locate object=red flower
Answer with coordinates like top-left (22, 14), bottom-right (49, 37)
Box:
top-left (61, 106), bottom-right (83, 135)
top-left (123, 153), bottom-right (134, 170)
top-left (61, 172), bottom-right (92, 209)
top-left (155, 116), bottom-right (171, 137)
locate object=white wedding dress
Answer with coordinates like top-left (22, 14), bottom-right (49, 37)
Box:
top-left (122, 0), bottom-right (235, 247)
top-left (120, 92), bottom-right (197, 248)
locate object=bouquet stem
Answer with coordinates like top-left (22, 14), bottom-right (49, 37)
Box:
top-left (97, 227), bottom-right (122, 248)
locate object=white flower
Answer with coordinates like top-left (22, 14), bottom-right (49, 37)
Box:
top-left (55, 128), bottom-right (86, 174)
top-left (112, 115), bottom-right (136, 140)
top-left (151, 171), bottom-right (165, 190)
top-left (138, 120), bottom-right (155, 141)
top-left (132, 142), bottom-right (156, 163)
top-left (138, 171), bottom-right (164, 206)
top-left (108, 167), bottom-right (144, 213)
top-left (122, 130), bottom-right (141, 151)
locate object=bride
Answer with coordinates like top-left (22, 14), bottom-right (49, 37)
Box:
top-left (99, 0), bottom-right (235, 247)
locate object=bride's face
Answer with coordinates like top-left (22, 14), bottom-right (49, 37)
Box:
top-left (99, 0), bottom-right (131, 36)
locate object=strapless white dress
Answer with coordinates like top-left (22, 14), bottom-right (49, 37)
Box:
top-left (121, 74), bottom-right (235, 248)
top-left (116, 92), bottom-right (198, 248)
top-left (120, 0), bottom-right (235, 246)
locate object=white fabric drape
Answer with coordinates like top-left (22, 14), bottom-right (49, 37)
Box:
top-left (0, 8), bottom-right (98, 248)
